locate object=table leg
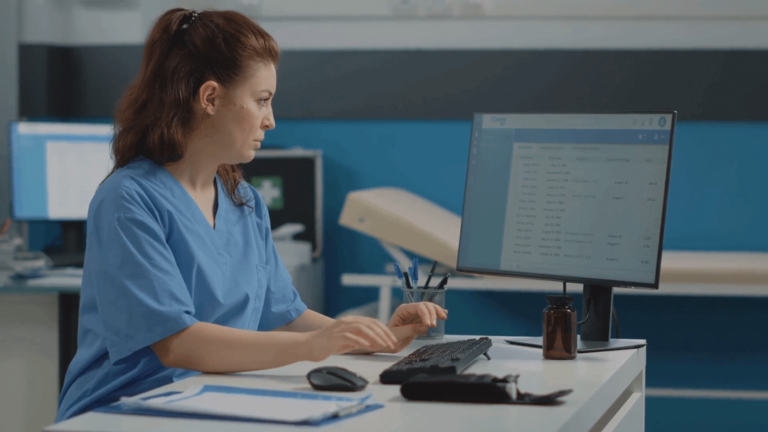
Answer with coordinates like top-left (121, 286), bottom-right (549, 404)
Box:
top-left (377, 285), bottom-right (392, 323)
top-left (58, 293), bottom-right (80, 392)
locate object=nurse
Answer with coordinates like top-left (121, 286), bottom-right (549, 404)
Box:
top-left (56, 8), bottom-right (447, 421)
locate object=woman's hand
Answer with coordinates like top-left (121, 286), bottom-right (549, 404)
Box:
top-left (381, 302), bottom-right (448, 353)
top-left (306, 316), bottom-right (398, 361)
top-left (388, 302), bottom-right (448, 328)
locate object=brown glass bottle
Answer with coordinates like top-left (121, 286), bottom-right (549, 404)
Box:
top-left (543, 295), bottom-right (577, 360)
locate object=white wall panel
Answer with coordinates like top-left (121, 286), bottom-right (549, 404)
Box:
top-left (18, 0), bottom-right (768, 48)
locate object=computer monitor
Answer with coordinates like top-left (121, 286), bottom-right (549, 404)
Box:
top-left (9, 121), bottom-right (115, 265)
top-left (457, 112), bottom-right (675, 351)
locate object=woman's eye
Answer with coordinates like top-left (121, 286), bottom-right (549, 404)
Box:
top-left (259, 99), bottom-right (268, 107)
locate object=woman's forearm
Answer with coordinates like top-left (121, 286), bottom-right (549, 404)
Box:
top-left (271, 311), bottom-right (372, 354)
top-left (275, 310), bottom-right (428, 355)
top-left (274, 309), bottom-right (335, 332)
top-left (151, 322), bottom-right (312, 373)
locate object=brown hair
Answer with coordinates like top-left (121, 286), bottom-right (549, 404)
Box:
top-left (108, 8), bottom-right (280, 206)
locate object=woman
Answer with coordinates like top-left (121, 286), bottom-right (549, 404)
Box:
top-left (56, 8), bottom-right (446, 421)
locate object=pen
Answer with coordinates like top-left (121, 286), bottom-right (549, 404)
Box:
top-left (394, 262), bottom-right (412, 302)
top-left (426, 272), bottom-right (451, 302)
top-left (413, 258), bottom-right (420, 287)
top-left (423, 261), bottom-right (437, 288)
top-left (403, 271), bottom-right (413, 290)
top-left (435, 273), bottom-right (451, 290)
top-left (403, 272), bottom-right (416, 303)
top-left (394, 262), bottom-right (404, 283)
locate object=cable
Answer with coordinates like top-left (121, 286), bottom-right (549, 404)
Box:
top-left (612, 307), bottom-right (621, 339)
top-left (577, 297), bottom-right (591, 326)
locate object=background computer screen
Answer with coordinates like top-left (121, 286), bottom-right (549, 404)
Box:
top-left (10, 121), bottom-right (114, 221)
top-left (457, 113), bottom-right (675, 288)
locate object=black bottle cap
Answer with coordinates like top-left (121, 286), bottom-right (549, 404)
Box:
top-left (546, 295), bottom-right (574, 307)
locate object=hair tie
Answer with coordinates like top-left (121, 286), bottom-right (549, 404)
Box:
top-left (180, 10), bottom-right (202, 30)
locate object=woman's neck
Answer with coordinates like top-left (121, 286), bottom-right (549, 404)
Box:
top-left (164, 150), bottom-right (220, 229)
top-left (164, 135), bottom-right (220, 193)
top-left (164, 157), bottom-right (217, 193)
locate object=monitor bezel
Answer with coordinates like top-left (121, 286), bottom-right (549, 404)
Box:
top-left (456, 111), bottom-right (677, 290)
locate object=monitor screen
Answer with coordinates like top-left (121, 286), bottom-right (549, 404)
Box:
top-left (457, 113), bottom-right (675, 288)
top-left (10, 121), bottom-right (115, 221)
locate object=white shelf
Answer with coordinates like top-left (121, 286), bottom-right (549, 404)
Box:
top-left (222, 0), bottom-right (768, 20)
top-left (341, 251), bottom-right (768, 298)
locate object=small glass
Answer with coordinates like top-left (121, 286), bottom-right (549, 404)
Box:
top-left (400, 287), bottom-right (446, 340)
top-left (543, 295), bottom-right (577, 360)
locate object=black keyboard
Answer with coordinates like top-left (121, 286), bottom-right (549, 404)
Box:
top-left (379, 337), bottom-right (493, 384)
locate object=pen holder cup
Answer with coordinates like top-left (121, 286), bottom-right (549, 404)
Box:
top-left (400, 287), bottom-right (446, 340)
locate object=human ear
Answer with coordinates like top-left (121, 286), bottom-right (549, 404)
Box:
top-left (197, 80), bottom-right (221, 115)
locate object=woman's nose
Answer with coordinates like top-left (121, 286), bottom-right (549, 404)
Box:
top-left (262, 115), bottom-right (275, 130)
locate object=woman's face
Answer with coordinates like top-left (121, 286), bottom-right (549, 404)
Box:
top-left (206, 62), bottom-right (277, 165)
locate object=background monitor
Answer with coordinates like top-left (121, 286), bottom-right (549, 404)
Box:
top-left (9, 121), bottom-right (114, 221)
top-left (457, 112), bottom-right (676, 350)
top-left (9, 121), bottom-right (114, 267)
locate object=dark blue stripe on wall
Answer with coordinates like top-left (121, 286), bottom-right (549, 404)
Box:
top-left (18, 47), bottom-right (768, 121)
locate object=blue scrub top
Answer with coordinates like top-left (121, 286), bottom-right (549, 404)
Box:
top-left (56, 157), bottom-right (307, 422)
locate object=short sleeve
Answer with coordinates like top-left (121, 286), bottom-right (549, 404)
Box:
top-left (88, 212), bottom-right (198, 363)
top-left (255, 199), bottom-right (308, 331)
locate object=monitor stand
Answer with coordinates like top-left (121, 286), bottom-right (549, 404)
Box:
top-left (44, 221), bottom-right (86, 268)
top-left (506, 284), bottom-right (646, 353)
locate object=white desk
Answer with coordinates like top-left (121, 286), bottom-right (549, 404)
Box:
top-left (0, 269), bottom-right (82, 390)
top-left (0, 268), bottom-right (82, 293)
top-left (0, 270), bottom-right (83, 432)
top-left (46, 335), bottom-right (646, 432)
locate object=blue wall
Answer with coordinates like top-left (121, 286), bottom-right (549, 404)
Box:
top-left (261, 120), bottom-right (767, 312)
top-left (262, 119), bottom-right (768, 431)
top-left (263, 118), bottom-right (768, 377)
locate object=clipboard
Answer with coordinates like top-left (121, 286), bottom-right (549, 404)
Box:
top-left (95, 384), bottom-right (383, 426)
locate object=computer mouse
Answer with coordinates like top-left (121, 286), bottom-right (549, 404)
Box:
top-left (306, 366), bottom-right (369, 392)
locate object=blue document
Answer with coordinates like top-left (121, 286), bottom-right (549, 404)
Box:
top-left (95, 384), bottom-right (383, 426)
